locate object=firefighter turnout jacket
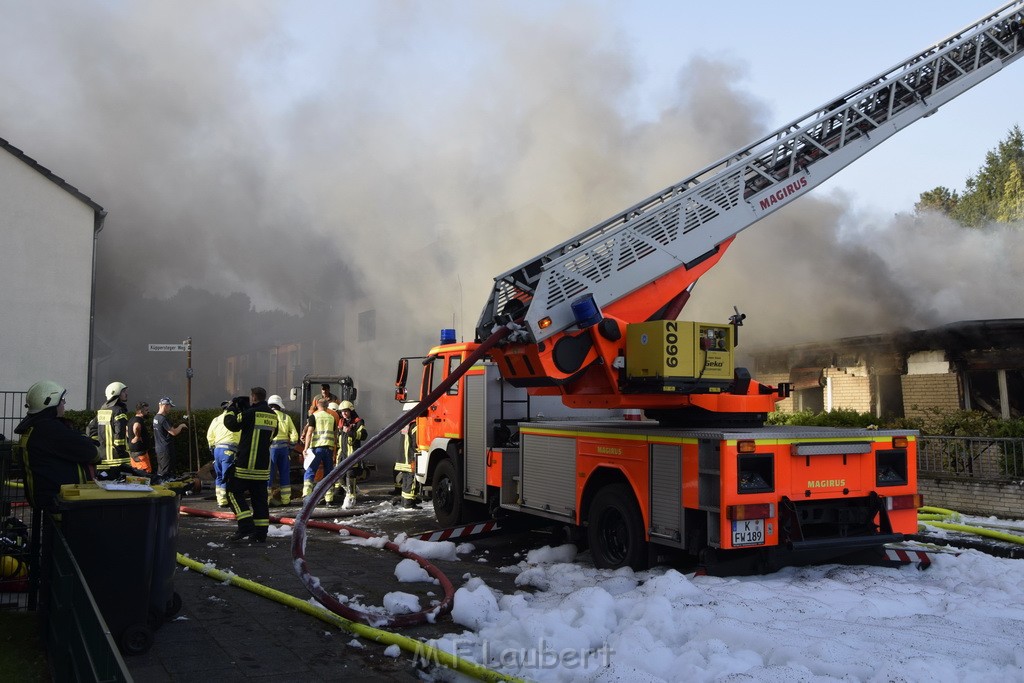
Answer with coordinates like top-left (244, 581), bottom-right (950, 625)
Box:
top-left (90, 397), bottom-right (130, 468)
top-left (339, 412), bottom-right (368, 458)
top-left (15, 409), bottom-right (100, 511)
top-left (206, 412), bottom-right (240, 450)
top-left (272, 408), bottom-right (299, 447)
top-left (224, 400), bottom-right (277, 479)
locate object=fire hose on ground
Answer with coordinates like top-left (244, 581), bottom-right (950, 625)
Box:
top-left (178, 505), bottom-right (457, 625)
top-left (174, 549), bottom-right (523, 683)
top-left (918, 506), bottom-right (1024, 546)
top-left (290, 323), bottom-right (513, 627)
top-left (174, 324), bottom-right (518, 679)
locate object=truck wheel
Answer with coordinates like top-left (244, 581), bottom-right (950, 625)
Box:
top-left (431, 458), bottom-right (463, 528)
top-left (587, 483), bottom-right (648, 570)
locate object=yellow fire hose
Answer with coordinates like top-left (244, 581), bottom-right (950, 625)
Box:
top-left (176, 553), bottom-right (524, 683)
top-left (918, 507), bottom-right (1024, 545)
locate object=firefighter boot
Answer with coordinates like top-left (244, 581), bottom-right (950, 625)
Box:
top-left (342, 475), bottom-right (357, 509)
top-left (216, 486), bottom-right (229, 507)
top-left (401, 472), bottom-right (419, 508)
top-left (268, 486), bottom-right (282, 507)
top-left (302, 481), bottom-right (313, 502)
top-left (324, 482), bottom-right (338, 506)
top-left (227, 522), bottom-right (256, 542)
top-left (280, 487), bottom-right (291, 506)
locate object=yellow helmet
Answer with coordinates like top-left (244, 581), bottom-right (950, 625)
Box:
top-left (25, 380), bottom-right (66, 414)
top-left (338, 400), bottom-right (355, 411)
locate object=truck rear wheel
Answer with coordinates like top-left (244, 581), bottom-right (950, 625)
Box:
top-left (431, 458), bottom-right (463, 528)
top-left (587, 483), bottom-right (648, 570)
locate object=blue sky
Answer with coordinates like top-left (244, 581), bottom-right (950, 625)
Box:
top-left (604, 0), bottom-right (1023, 216)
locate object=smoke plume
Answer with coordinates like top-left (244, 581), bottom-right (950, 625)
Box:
top-left (2, 2), bottom-right (1022, 426)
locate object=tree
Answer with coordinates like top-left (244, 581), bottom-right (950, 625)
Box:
top-left (916, 126), bottom-right (1024, 226)
top-left (915, 186), bottom-right (959, 216)
top-left (996, 161), bottom-right (1024, 223)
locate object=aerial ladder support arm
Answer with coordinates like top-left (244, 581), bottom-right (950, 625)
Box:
top-left (476, 2), bottom-right (1024, 347)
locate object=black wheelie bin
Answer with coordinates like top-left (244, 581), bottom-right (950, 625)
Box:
top-left (57, 482), bottom-right (181, 655)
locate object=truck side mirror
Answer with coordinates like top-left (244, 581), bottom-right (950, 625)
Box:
top-left (395, 358), bottom-right (409, 402)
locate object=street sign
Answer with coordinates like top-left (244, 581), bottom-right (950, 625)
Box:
top-left (148, 343), bottom-right (187, 352)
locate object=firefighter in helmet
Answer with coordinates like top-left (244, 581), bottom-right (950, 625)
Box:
top-left (266, 395), bottom-right (299, 506)
top-left (15, 381), bottom-right (99, 512)
top-left (87, 381), bottom-right (131, 471)
top-left (223, 387), bottom-right (277, 542)
top-left (338, 400), bottom-right (368, 509)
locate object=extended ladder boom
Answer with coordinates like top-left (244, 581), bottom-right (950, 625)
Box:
top-left (476, 2), bottom-right (1024, 344)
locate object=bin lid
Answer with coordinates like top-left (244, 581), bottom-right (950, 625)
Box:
top-left (58, 482), bottom-right (177, 503)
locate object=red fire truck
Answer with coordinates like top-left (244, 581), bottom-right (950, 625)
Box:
top-left (394, 4), bottom-right (1024, 573)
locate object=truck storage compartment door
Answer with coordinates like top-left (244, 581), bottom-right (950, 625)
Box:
top-left (649, 443), bottom-right (683, 547)
top-left (463, 372), bottom-right (486, 501)
top-left (519, 432), bottom-right (576, 522)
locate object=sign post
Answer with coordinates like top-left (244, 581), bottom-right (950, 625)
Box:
top-left (184, 337), bottom-right (195, 471)
top-left (148, 339), bottom-right (197, 473)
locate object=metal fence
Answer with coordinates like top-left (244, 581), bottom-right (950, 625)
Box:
top-left (0, 391), bottom-right (26, 444)
top-left (917, 436), bottom-right (1024, 480)
top-left (1, 436), bottom-right (31, 608)
top-left (46, 519), bottom-right (131, 682)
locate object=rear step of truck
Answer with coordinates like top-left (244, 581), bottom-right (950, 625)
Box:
top-left (414, 516), bottom-right (550, 543)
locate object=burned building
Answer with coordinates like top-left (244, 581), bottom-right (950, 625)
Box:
top-left (752, 319), bottom-right (1024, 421)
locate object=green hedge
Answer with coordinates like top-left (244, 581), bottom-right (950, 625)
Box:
top-left (766, 406), bottom-right (1024, 438)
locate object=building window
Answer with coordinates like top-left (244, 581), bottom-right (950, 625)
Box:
top-left (967, 369), bottom-right (1024, 419)
top-left (794, 388), bottom-right (824, 413)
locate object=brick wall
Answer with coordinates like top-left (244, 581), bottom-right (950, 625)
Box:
top-left (825, 368), bottom-right (871, 413)
top-left (902, 374), bottom-right (961, 421)
top-left (919, 475), bottom-right (1024, 519)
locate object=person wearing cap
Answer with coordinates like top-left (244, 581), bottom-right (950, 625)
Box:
top-left (206, 400), bottom-right (239, 506)
top-left (15, 381), bottom-right (99, 512)
top-left (152, 397), bottom-right (188, 479)
top-left (126, 401), bottom-right (154, 474)
top-left (266, 395), bottom-right (298, 506)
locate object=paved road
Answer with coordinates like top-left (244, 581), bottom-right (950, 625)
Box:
top-left (126, 480), bottom-right (549, 682)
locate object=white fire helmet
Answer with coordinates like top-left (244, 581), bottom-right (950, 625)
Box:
top-left (105, 381), bottom-right (127, 400)
top-left (25, 380), bottom-right (66, 414)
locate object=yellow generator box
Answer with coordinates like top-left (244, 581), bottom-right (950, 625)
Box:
top-left (626, 320), bottom-right (734, 381)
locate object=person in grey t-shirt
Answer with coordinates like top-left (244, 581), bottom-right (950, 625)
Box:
top-left (152, 396), bottom-right (188, 478)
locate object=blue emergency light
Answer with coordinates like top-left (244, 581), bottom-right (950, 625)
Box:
top-left (440, 328), bottom-right (457, 344)
top-left (570, 293), bottom-right (602, 329)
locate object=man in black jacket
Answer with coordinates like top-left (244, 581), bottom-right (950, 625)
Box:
top-left (224, 387), bottom-right (277, 542)
top-left (15, 381), bottom-right (99, 512)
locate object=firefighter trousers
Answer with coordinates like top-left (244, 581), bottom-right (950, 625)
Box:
top-left (227, 475), bottom-right (270, 539)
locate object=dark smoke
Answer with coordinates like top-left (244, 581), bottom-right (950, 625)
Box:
top-left (2, 2), bottom-right (1022, 429)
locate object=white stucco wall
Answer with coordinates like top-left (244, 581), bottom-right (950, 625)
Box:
top-left (0, 147), bottom-right (96, 411)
